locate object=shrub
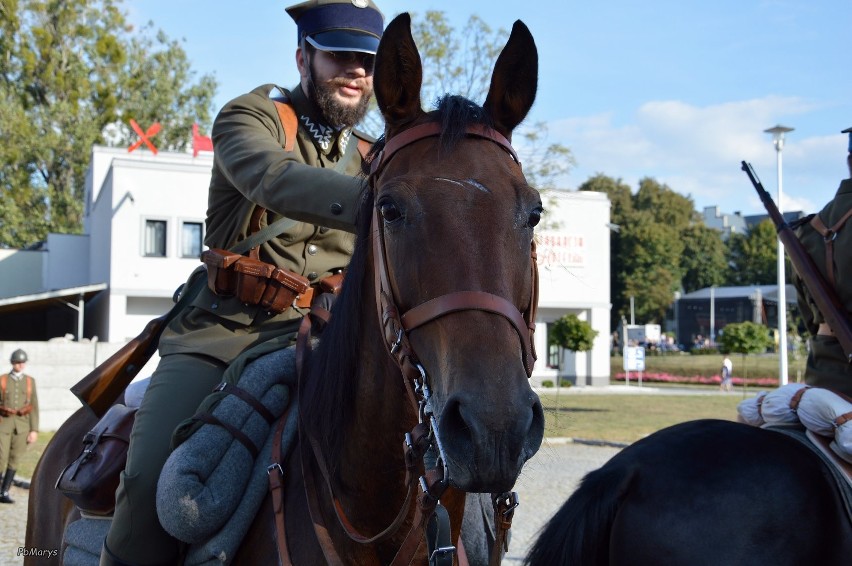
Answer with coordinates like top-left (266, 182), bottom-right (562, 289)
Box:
top-left (560, 379), bottom-right (572, 388)
top-left (541, 380), bottom-right (554, 388)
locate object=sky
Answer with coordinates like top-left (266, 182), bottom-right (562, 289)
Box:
top-left (127, 0), bottom-right (850, 218)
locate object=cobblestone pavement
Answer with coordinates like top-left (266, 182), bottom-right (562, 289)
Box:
top-left (1, 484), bottom-right (31, 565)
top-left (1, 442), bottom-right (618, 566)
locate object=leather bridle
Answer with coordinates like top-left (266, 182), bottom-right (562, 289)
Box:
top-left (367, 121), bottom-right (539, 565)
top-left (284, 120), bottom-right (539, 566)
top-left (369, 121), bottom-right (539, 388)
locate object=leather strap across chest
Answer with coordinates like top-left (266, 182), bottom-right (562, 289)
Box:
top-left (810, 209), bottom-right (852, 289)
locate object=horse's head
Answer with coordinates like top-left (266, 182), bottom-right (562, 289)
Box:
top-left (370, 13), bottom-right (545, 492)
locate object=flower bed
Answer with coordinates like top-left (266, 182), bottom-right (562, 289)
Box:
top-left (612, 372), bottom-right (779, 388)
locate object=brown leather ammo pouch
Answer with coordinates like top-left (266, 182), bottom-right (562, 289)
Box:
top-left (233, 256), bottom-right (275, 305)
top-left (56, 403), bottom-right (137, 516)
top-left (201, 248), bottom-right (243, 296)
top-left (261, 267), bottom-right (310, 312)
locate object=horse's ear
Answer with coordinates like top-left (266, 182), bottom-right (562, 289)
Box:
top-left (373, 13), bottom-right (425, 134)
top-left (483, 20), bottom-right (538, 140)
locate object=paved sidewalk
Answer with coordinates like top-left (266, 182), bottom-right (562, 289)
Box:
top-left (1, 484), bottom-right (30, 565)
top-left (0, 441), bottom-right (618, 566)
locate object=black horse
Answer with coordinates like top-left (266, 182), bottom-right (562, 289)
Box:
top-left (526, 419), bottom-right (852, 566)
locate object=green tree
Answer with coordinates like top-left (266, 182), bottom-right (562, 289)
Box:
top-left (548, 313), bottom-right (597, 392)
top-left (633, 177), bottom-right (695, 232)
top-left (549, 313), bottom-right (598, 354)
top-left (718, 321), bottom-right (774, 355)
top-left (725, 220), bottom-right (786, 286)
top-left (680, 223), bottom-right (728, 293)
top-left (0, 0), bottom-right (217, 248)
top-left (579, 174), bottom-right (634, 327)
top-left (580, 174), bottom-right (728, 327)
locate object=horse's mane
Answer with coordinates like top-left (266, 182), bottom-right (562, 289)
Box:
top-left (300, 94), bottom-right (493, 464)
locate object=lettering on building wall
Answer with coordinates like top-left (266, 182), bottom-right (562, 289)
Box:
top-left (537, 232), bottom-right (585, 268)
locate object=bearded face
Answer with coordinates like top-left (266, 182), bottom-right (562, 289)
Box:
top-left (303, 45), bottom-right (374, 129)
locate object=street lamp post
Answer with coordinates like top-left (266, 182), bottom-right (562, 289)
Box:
top-left (765, 124), bottom-right (793, 386)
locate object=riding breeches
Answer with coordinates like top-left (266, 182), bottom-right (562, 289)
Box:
top-left (106, 353), bottom-right (226, 565)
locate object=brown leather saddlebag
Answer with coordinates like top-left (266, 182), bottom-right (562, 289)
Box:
top-left (56, 403), bottom-right (137, 516)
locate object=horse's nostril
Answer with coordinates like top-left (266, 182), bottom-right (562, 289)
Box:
top-left (439, 397), bottom-right (475, 456)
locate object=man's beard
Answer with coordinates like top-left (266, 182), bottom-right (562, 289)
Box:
top-left (308, 71), bottom-right (372, 128)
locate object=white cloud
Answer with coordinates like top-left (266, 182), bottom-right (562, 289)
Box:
top-left (539, 96), bottom-right (846, 216)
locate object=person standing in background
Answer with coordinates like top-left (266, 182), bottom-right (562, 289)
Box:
top-left (0, 349), bottom-right (39, 504)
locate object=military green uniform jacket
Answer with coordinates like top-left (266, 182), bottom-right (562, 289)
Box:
top-left (159, 84), bottom-right (371, 363)
top-left (0, 372), bottom-right (38, 434)
top-left (793, 178), bottom-right (852, 394)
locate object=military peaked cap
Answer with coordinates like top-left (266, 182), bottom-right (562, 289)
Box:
top-left (286, 0), bottom-right (384, 53)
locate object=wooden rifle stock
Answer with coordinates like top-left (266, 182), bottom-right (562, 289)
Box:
top-left (742, 161), bottom-right (852, 363)
top-left (71, 314), bottom-right (166, 418)
top-left (70, 274), bottom-right (206, 418)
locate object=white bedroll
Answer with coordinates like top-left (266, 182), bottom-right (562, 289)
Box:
top-left (738, 382), bottom-right (852, 466)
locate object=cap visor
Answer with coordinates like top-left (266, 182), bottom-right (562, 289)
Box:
top-left (307, 31), bottom-right (379, 54)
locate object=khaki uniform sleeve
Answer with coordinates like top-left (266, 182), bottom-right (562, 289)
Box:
top-left (211, 91), bottom-right (362, 233)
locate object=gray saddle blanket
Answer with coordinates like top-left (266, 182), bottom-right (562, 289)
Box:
top-left (768, 424), bottom-right (852, 524)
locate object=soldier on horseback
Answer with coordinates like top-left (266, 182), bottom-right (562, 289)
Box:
top-left (100, 1), bottom-right (384, 564)
top-left (792, 126), bottom-right (852, 397)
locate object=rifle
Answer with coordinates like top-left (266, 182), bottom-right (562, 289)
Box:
top-left (71, 274), bottom-right (206, 418)
top-left (71, 315), bottom-right (166, 418)
top-left (741, 161), bottom-right (852, 363)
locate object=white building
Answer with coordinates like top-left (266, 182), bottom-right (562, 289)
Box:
top-left (535, 191), bottom-right (612, 387)
top-left (0, 146), bottom-right (611, 428)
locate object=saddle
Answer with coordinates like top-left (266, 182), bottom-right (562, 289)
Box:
top-left (739, 383), bottom-right (852, 523)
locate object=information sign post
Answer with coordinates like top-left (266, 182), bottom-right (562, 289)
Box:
top-left (623, 346), bottom-right (646, 387)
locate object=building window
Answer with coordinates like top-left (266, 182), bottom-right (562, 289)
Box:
top-left (144, 219), bottom-right (167, 257)
top-left (546, 323), bottom-right (560, 369)
top-left (181, 221), bottom-right (203, 258)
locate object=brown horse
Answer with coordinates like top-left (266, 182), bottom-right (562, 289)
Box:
top-left (27, 12), bottom-right (544, 565)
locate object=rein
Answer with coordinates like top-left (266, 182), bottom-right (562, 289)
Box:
top-left (277, 121), bottom-right (537, 566)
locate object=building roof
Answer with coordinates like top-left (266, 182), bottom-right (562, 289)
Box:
top-left (681, 284), bottom-right (797, 304)
top-left (0, 283), bottom-right (107, 314)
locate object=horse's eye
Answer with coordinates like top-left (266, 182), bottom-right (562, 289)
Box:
top-left (379, 201), bottom-right (402, 223)
top-left (528, 208), bottom-right (542, 228)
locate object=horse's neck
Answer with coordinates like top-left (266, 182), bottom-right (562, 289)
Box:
top-left (342, 298), bottom-right (418, 493)
top-left (317, 277), bottom-right (419, 541)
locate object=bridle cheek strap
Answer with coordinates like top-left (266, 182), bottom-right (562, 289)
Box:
top-left (401, 290), bottom-right (536, 376)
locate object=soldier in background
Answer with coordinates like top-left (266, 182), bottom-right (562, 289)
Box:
top-left (0, 349), bottom-right (39, 504)
top-left (792, 126), bottom-right (852, 397)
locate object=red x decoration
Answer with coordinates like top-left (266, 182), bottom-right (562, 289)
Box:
top-left (128, 119), bottom-right (161, 155)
